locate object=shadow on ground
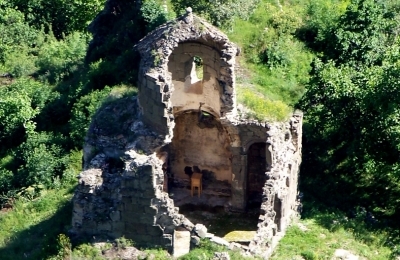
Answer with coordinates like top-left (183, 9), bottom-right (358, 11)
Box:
top-left (0, 200), bottom-right (73, 260)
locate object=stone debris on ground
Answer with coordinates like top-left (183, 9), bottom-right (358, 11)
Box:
top-left (210, 236), bottom-right (230, 247)
top-left (332, 249), bottom-right (360, 260)
top-left (194, 223), bottom-right (208, 238)
top-left (297, 223), bottom-right (309, 232)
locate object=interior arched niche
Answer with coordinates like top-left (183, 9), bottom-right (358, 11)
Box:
top-left (168, 42), bottom-right (222, 117)
top-left (169, 111), bottom-right (232, 184)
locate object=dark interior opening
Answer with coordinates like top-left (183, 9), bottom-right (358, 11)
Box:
top-left (246, 142), bottom-right (267, 209)
top-left (274, 194), bottom-right (282, 231)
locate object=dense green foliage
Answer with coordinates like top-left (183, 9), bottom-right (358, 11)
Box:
top-left (299, 0), bottom-right (400, 221)
top-left (5, 0), bottom-right (104, 38)
top-left (172, 0), bottom-right (259, 29)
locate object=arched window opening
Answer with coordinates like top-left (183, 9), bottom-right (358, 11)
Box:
top-left (194, 56), bottom-right (203, 81)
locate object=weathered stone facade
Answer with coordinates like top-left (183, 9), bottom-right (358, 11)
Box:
top-left (71, 9), bottom-right (302, 258)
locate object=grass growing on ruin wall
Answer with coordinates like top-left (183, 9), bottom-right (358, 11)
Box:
top-left (237, 88), bottom-right (291, 122)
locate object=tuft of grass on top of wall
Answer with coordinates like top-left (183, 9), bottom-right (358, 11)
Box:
top-left (238, 87), bottom-right (291, 122)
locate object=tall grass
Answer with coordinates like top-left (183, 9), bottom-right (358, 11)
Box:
top-left (227, 0), bottom-right (313, 119)
top-left (0, 185), bottom-right (74, 260)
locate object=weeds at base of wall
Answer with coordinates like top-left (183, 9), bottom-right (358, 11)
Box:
top-left (178, 239), bottom-right (259, 260)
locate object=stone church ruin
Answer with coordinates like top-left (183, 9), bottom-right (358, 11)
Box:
top-left (71, 9), bottom-right (303, 259)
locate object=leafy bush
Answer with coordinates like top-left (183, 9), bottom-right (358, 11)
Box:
top-left (15, 132), bottom-right (67, 188)
top-left (72, 243), bottom-right (102, 259)
top-left (295, 0), bottom-right (348, 52)
top-left (0, 169), bottom-right (13, 192)
top-left (6, 0), bottom-right (105, 38)
top-left (172, 0), bottom-right (260, 29)
top-left (69, 87), bottom-right (112, 148)
top-left (141, 0), bottom-right (173, 32)
top-left (0, 3), bottom-right (38, 63)
top-left (36, 32), bottom-right (90, 84)
top-left (0, 82), bottom-right (39, 142)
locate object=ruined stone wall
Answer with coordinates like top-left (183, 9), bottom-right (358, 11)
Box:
top-left (72, 9), bottom-right (303, 259)
top-left (248, 112), bottom-right (303, 259)
top-left (135, 11), bottom-right (237, 137)
top-left (71, 103), bottom-right (195, 251)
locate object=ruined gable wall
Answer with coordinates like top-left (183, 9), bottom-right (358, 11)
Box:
top-left (135, 11), bottom-right (238, 136)
top-left (169, 42), bottom-right (222, 117)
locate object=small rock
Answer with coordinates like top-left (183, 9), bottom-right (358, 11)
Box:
top-left (194, 224), bottom-right (207, 238)
top-left (205, 233), bottom-right (215, 238)
top-left (297, 223), bottom-right (309, 232)
top-left (332, 249), bottom-right (359, 260)
top-left (213, 252), bottom-right (230, 260)
top-left (210, 236), bottom-right (229, 247)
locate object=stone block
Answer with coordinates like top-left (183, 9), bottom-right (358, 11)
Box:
top-left (144, 206), bottom-right (157, 214)
top-left (163, 225), bottom-right (175, 234)
top-left (206, 65), bottom-right (217, 76)
top-left (126, 222), bottom-right (147, 234)
top-left (194, 224), bottom-right (207, 238)
top-left (210, 236), bottom-right (230, 247)
top-left (161, 234), bottom-right (173, 247)
top-left (173, 230), bottom-right (191, 257)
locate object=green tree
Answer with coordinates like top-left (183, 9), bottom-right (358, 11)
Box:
top-left (141, 0), bottom-right (171, 32)
top-left (7, 0), bottom-right (105, 38)
top-left (0, 2), bottom-right (38, 63)
top-left (299, 0), bottom-right (400, 220)
top-left (69, 87), bottom-right (111, 148)
top-left (15, 131), bottom-right (67, 188)
top-left (0, 83), bottom-right (38, 142)
top-left (172, 0), bottom-right (260, 29)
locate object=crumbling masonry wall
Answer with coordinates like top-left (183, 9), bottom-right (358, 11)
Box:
top-left (71, 9), bottom-right (302, 258)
